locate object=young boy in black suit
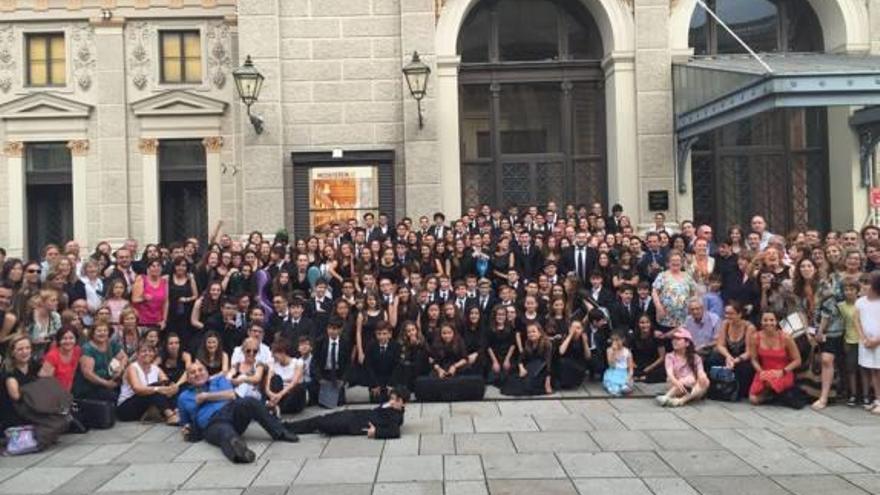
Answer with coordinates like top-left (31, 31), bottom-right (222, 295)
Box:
top-left (363, 321), bottom-right (401, 402)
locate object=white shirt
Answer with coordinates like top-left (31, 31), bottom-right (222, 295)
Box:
top-left (325, 337), bottom-right (340, 370)
top-left (231, 343), bottom-right (274, 367)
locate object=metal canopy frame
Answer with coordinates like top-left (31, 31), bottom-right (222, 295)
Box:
top-left (673, 54), bottom-right (880, 193)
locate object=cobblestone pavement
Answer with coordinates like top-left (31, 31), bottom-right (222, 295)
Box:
top-left (1, 383), bottom-right (879, 495)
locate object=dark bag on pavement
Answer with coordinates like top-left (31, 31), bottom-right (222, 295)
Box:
top-left (707, 366), bottom-right (739, 402)
top-left (74, 399), bottom-right (116, 429)
top-left (14, 378), bottom-right (73, 448)
top-left (414, 375), bottom-right (486, 402)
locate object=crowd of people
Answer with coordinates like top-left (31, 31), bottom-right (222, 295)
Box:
top-left (2, 201), bottom-right (880, 459)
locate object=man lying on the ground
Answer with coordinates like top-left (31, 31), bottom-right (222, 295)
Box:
top-left (284, 386), bottom-right (409, 439)
top-left (177, 360), bottom-right (300, 463)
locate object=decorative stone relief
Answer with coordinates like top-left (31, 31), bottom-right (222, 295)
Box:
top-left (138, 138), bottom-right (158, 155)
top-left (434, 0), bottom-right (446, 21)
top-left (127, 22), bottom-right (153, 90)
top-left (206, 21), bottom-right (231, 89)
top-left (66, 139), bottom-right (89, 156)
top-left (3, 141), bottom-right (23, 157)
top-left (0, 24), bottom-right (15, 93)
top-left (201, 136), bottom-right (223, 153)
top-left (71, 24), bottom-right (95, 91)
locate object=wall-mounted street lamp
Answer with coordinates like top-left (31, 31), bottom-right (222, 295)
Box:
top-left (402, 51), bottom-right (431, 129)
top-left (232, 55), bottom-right (265, 135)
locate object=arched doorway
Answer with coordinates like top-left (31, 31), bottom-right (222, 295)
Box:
top-left (456, 0), bottom-right (607, 210)
top-left (687, 0), bottom-right (829, 234)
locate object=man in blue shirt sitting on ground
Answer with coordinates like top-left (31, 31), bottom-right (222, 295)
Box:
top-left (177, 360), bottom-right (299, 463)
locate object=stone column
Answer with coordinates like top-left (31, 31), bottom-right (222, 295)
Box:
top-left (202, 136), bottom-right (224, 229)
top-left (603, 53), bottom-right (639, 218)
top-left (238, 0), bottom-right (284, 234)
top-left (634, 0), bottom-right (675, 226)
top-left (436, 55), bottom-right (462, 219)
top-left (3, 141), bottom-right (25, 258)
top-left (94, 19), bottom-right (130, 243)
top-left (67, 139), bottom-right (90, 250)
top-left (138, 138), bottom-right (160, 244)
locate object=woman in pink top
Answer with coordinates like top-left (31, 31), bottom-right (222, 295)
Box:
top-left (131, 259), bottom-right (168, 329)
top-left (657, 328), bottom-right (709, 407)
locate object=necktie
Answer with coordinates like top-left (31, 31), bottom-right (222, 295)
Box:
top-left (330, 341), bottom-right (337, 371)
top-left (578, 249), bottom-right (586, 280)
top-left (481, 297), bottom-right (487, 310)
top-left (380, 345), bottom-right (387, 356)
top-left (524, 247), bottom-right (529, 256)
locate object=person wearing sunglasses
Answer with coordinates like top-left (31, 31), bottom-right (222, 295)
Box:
top-left (178, 360), bottom-right (299, 464)
top-left (231, 325), bottom-right (273, 367)
top-left (228, 337), bottom-right (265, 401)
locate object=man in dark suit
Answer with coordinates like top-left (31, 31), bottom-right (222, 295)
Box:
top-left (635, 281), bottom-right (656, 323)
top-left (284, 387), bottom-right (409, 439)
top-left (452, 281), bottom-right (476, 314)
top-left (428, 212), bottom-right (447, 240)
top-left (514, 231), bottom-right (543, 281)
top-left (609, 285), bottom-right (639, 337)
top-left (586, 271), bottom-right (615, 310)
top-left (312, 318), bottom-right (351, 385)
top-left (637, 232), bottom-right (667, 283)
top-left (363, 322), bottom-right (400, 401)
top-left (606, 203), bottom-right (624, 234)
top-left (474, 278), bottom-right (496, 317)
top-left (266, 294), bottom-right (293, 346)
top-left (561, 231), bottom-right (597, 285)
top-left (281, 298), bottom-right (318, 343)
top-left (265, 245), bottom-right (289, 281)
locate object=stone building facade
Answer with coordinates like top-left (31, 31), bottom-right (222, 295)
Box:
top-left (2, 0), bottom-right (880, 258)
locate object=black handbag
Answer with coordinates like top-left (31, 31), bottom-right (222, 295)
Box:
top-left (708, 366), bottom-right (739, 402)
top-left (74, 399), bottom-right (116, 429)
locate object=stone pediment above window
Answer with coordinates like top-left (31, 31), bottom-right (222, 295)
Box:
top-left (0, 92), bottom-right (93, 120)
top-left (131, 89), bottom-right (227, 117)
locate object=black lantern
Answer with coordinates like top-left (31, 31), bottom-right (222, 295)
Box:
top-left (402, 51), bottom-right (431, 129)
top-left (232, 55), bottom-right (265, 134)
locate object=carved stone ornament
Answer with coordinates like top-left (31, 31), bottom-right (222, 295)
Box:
top-left (434, 0), bottom-right (446, 21)
top-left (201, 136), bottom-right (223, 153)
top-left (206, 21), bottom-right (231, 89)
top-left (0, 24), bottom-right (15, 93)
top-left (127, 22), bottom-right (153, 90)
top-left (3, 141), bottom-right (23, 157)
top-left (66, 139), bottom-right (89, 156)
top-left (71, 24), bottom-right (96, 91)
top-left (138, 138), bottom-right (159, 155)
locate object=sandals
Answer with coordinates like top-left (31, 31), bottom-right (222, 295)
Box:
top-left (811, 399), bottom-right (827, 411)
top-left (165, 413), bottom-right (180, 426)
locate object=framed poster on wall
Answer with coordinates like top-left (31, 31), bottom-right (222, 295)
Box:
top-left (309, 166), bottom-right (379, 233)
top-left (291, 150), bottom-right (395, 238)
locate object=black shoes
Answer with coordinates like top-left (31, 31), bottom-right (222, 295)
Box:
top-left (230, 437), bottom-right (256, 463)
top-left (276, 430), bottom-right (300, 443)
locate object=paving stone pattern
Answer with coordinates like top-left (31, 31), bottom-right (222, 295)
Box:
top-left (1, 387), bottom-right (879, 494)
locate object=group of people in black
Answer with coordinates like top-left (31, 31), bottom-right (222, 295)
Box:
top-left (4, 200), bottom-right (880, 460)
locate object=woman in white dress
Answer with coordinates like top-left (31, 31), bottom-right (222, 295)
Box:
top-left (854, 272), bottom-right (880, 415)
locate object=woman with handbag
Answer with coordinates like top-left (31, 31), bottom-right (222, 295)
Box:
top-left (713, 302), bottom-right (755, 400)
top-left (1, 334), bottom-right (39, 432)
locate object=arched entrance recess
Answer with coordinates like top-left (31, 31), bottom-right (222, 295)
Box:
top-left (434, 0), bottom-right (635, 217)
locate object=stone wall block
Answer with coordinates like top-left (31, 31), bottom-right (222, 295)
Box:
top-left (281, 39), bottom-right (311, 60)
top-left (282, 60), bottom-right (342, 81)
top-left (239, 17), bottom-right (280, 58)
top-left (285, 102), bottom-right (345, 125)
top-left (280, 18), bottom-right (341, 39)
top-left (342, 17), bottom-right (401, 37)
top-left (311, 124), bottom-right (375, 145)
top-left (313, 81), bottom-right (373, 102)
top-left (345, 101), bottom-right (403, 124)
top-left (636, 93), bottom-right (673, 135)
top-left (343, 59), bottom-right (400, 80)
top-left (311, 0), bottom-right (371, 16)
top-left (638, 135), bottom-right (674, 178)
top-left (313, 39), bottom-right (372, 60)
top-left (635, 6), bottom-right (668, 50)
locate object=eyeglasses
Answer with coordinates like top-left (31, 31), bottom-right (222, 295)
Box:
top-left (27, 269), bottom-right (41, 274)
top-left (244, 349), bottom-right (258, 355)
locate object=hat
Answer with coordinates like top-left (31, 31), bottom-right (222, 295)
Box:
top-left (671, 328), bottom-right (693, 343)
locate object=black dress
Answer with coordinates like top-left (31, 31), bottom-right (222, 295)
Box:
top-left (632, 334), bottom-right (666, 383)
top-left (392, 343), bottom-right (430, 391)
top-left (0, 362), bottom-right (39, 430)
top-left (485, 327), bottom-right (515, 385)
top-left (461, 325), bottom-right (486, 374)
top-left (160, 355), bottom-right (187, 386)
top-left (168, 276), bottom-right (196, 347)
top-left (557, 334), bottom-right (590, 389)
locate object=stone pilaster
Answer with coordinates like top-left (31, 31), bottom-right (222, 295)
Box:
top-left (67, 139), bottom-right (90, 250)
top-left (202, 136), bottom-right (224, 230)
top-left (3, 141), bottom-right (25, 257)
top-left (238, 0), bottom-right (285, 234)
top-left (138, 138), bottom-right (160, 244)
top-left (634, 0), bottom-right (677, 225)
top-left (94, 19), bottom-right (130, 243)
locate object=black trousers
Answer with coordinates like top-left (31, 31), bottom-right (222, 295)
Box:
top-left (269, 375), bottom-right (307, 414)
top-left (286, 410), bottom-right (362, 436)
top-left (77, 386), bottom-right (119, 403)
top-left (116, 394), bottom-right (174, 421)
top-left (202, 397), bottom-right (288, 461)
